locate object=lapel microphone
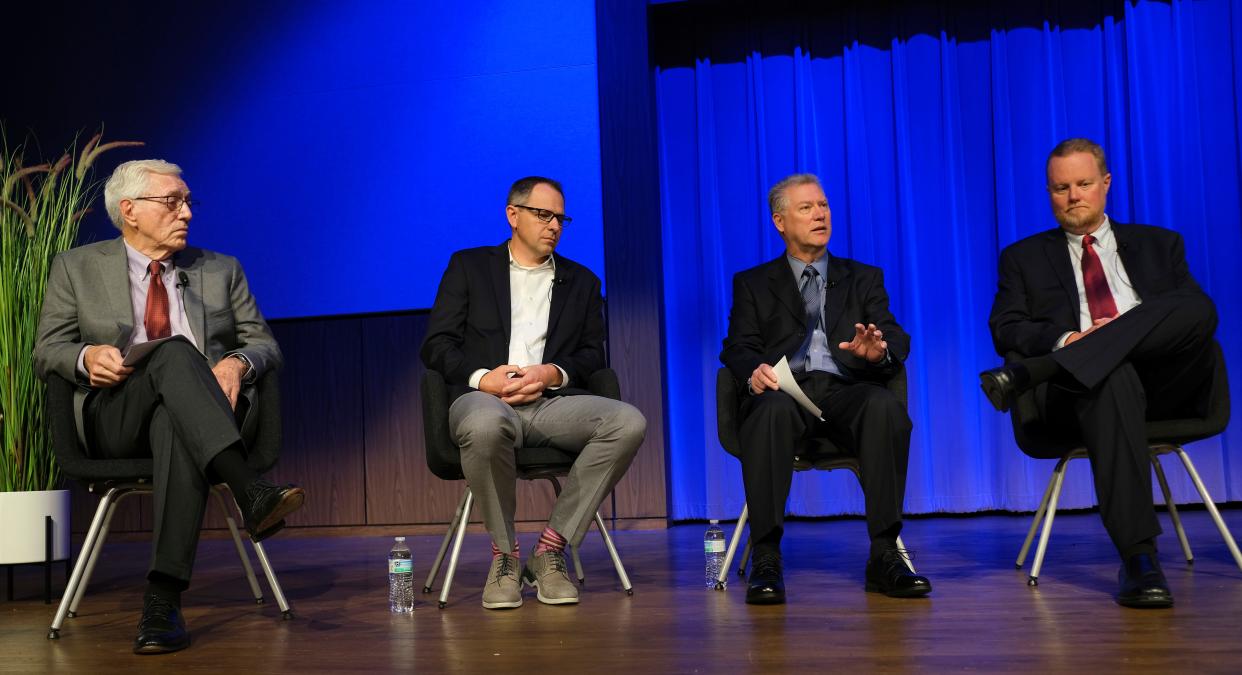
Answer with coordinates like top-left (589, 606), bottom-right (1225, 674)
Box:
top-left (554, 277), bottom-right (566, 286)
top-left (176, 271), bottom-right (190, 288)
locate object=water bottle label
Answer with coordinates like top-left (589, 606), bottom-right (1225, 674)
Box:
top-left (704, 540), bottom-right (725, 554)
top-left (389, 559), bottom-right (413, 574)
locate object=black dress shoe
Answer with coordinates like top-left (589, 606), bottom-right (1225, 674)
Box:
top-left (865, 549), bottom-right (932, 598)
top-left (745, 550), bottom-right (786, 605)
top-left (1117, 553), bottom-right (1173, 608)
top-left (133, 594), bottom-right (190, 655)
top-left (979, 366), bottom-right (1021, 412)
top-left (242, 479), bottom-right (305, 541)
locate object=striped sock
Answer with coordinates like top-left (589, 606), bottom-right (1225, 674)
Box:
top-left (534, 526), bottom-right (566, 555)
top-left (491, 539), bottom-right (520, 558)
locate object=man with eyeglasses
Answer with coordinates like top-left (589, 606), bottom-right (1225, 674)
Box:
top-left (980, 138), bottom-right (1221, 608)
top-left (422, 176), bottom-right (645, 609)
top-left (34, 159), bottom-right (304, 653)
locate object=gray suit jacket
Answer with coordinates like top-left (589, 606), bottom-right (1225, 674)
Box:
top-left (33, 237), bottom-right (282, 442)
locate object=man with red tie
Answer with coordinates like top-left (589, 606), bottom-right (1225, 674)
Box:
top-left (980, 138), bottom-right (1221, 608)
top-left (35, 159), bottom-right (304, 653)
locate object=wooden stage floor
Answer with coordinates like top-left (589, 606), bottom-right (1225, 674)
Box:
top-left (3, 509), bottom-right (1241, 673)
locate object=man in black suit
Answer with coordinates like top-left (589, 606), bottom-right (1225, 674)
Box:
top-left (34, 159), bottom-right (305, 653)
top-left (981, 138), bottom-right (1220, 608)
top-left (421, 176), bottom-right (645, 609)
top-left (720, 173), bottom-right (932, 604)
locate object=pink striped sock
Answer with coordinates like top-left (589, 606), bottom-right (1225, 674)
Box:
top-left (534, 526), bottom-right (566, 555)
top-left (491, 539), bottom-right (520, 558)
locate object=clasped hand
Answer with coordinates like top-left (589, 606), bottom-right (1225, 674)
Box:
top-left (479, 364), bottom-right (559, 405)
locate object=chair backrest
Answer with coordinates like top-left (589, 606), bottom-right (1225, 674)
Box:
top-left (46, 371), bottom-right (283, 482)
top-left (1006, 340), bottom-right (1229, 459)
top-left (420, 368), bottom-right (624, 482)
top-left (715, 365), bottom-right (908, 459)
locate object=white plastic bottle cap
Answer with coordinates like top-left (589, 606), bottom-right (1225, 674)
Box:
top-left (395, 536), bottom-right (406, 542)
top-left (709, 519), bottom-right (719, 524)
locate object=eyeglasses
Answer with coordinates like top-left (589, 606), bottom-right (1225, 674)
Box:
top-left (132, 195), bottom-right (199, 212)
top-left (511, 204), bottom-right (572, 225)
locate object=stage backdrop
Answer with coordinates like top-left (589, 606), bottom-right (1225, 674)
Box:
top-left (5, 0), bottom-right (605, 319)
top-left (654, 0), bottom-right (1242, 520)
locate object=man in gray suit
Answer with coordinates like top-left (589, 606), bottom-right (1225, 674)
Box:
top-left (34, 159), bottom-right (305, 654)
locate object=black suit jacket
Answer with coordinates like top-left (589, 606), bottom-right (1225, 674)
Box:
top-left (420, 243), bottom-right (606, 403)
top-left (720, 253), bottom-right (909, 385)
top-left (988, 222), bottom-right (1204, 358)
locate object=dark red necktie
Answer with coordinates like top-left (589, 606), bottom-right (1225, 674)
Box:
top-left (1080, 234), bottom-right (1118, 321)
top-left (144, 261), bottom-right (171, 340)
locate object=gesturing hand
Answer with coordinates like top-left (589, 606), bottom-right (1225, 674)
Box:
top-left (84, 345), bottom-right (133, 388)
top-left (838, 323), bottom-right (888, 363)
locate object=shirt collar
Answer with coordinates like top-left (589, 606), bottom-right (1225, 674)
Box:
top-left (1064, 214), bottom-right (1114, 249)
top-left (123, 240), bottom-right (173, 280)
top-left (507, 242), bottom-right (556, 273)
top-left (786, 253), bottom-right (829, 281)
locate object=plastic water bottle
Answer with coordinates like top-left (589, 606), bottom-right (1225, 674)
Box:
top-left (388, 536), bottom-right (414, 613)
top-left (704, 520), bottom-right (726, 588)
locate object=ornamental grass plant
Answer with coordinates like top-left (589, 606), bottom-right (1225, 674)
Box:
top-left (0, 129), bottom-right (142, 491)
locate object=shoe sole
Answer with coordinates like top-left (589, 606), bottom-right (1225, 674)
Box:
top-left (978, 374), bottom-right (1011, 412)
top-left (522, 573), bottom-right (579, 605)
top-left (254, 488), bottom-right (305, 535)
top-left (133, 638), bottom-right (190, 655)
top-left (482, 598), bottom-right (523, 610)
top-left (865, 582), bottom-right (932, 598)
top-left (745, 593), bottom-right (786, 605)
top-left (1117, 595), bottom-right (1173, 609)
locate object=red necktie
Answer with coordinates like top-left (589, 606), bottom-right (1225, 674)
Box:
top-left (1080, 234), bottom-right (1118, 322)
top-left (145, 261), bottom-right (171, 340)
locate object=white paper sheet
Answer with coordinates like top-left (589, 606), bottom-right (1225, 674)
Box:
top-left (772, 356), bottom-right (824, 421)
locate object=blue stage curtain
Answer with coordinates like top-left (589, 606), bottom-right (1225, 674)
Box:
top-left (654, 0), bottom-right (1242, 520)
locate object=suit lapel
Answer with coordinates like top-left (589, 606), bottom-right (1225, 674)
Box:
top-left (490, 243), bottom-right (512, 344)
top-left (765, 256), bottom-right (805, 326)
top-left (97, 238), bottom-right (134, 346)
top-left (822, 255), bottom-right (850, 334)
top-left (174, 251), bottom-right (207, 352)
top-left (1111, 223), bottom-right (1147, 297)
top-left (1041, 230), bottom-right (1079, 311)
top-left (547, 255), bottom-right (569, 340)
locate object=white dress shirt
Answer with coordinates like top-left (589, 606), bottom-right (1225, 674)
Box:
top-left (1056, 216), bottom-right (1142, 348)
top-left (468, 246), bottom-right (568, 390)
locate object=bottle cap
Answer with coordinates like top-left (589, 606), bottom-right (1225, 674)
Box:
top-left (395, 536), bottom-right (406, 541)
top-left (709, 519), bottom-right (719, 524)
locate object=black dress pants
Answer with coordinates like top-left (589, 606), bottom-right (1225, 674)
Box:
top-left (1039, 289), bottom-right (1219, 553)
top-left (85, 339), bottom-right (244, 584)
top-left (737, 371), bottom-right (912, 546)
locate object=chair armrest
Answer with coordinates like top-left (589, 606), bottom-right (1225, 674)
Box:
top-left (587, 368), bottom-right (621, 401)
top-left (421, 369), bottom-right (464, 480)
top-left (716, 367), bottom-right (742, 457)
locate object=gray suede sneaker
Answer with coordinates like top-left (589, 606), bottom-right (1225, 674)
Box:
top-left (482, 553), bottom-right (523, 609)
top-left (521, 548), bottom-right (579, 605)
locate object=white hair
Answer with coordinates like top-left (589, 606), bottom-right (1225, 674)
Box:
top-left (103, 159), bottom-right (183, 228)
top-left (768, 173), bottom-right (823, 215)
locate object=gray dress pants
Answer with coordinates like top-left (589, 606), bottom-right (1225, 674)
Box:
top-left (449, 391), bottom-right (645, 552)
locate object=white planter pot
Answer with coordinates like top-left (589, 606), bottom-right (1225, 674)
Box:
top-left (0, 489), bottom-right (71, 564)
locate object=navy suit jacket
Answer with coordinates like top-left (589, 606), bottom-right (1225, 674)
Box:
top-left (420, 242), bottom-right (606, 403)
top-left (720, 253), bottom-right (909, 386)
top-left (988, 222), bottom-right (1205, 358)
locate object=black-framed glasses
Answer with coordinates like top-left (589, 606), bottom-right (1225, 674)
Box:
top-left (511, 203), bottom-right (572, 225)
top-left (133, 195), bottom-right (199, 212)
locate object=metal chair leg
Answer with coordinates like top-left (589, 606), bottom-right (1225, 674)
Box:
top-left (49, 486), bottom-right (122, 638)
top-left (425, 490), bottom-right (470, 593)
top-left (1016, 469), bottom-right (1059, 569)
top-left (570, 544), bottom-right (586, 585)
top-left (593, 511), bottom-right (632, 594)
top-left (718, 505), bottom-right (748, 588)
top-left (439, 490), bottom-right (475, 609)
top-left (739, 538), bottom-right (753, 577)
top-left (1029, 456), bottom-right (1071, 586)
top-left (250, 538), bottom-right (293, 619)
top-left (1172, 447), bottom-right (1242, 573)
top-left (212, 487), bottom-right (265, 603)
top-left (69, 488), bottom-right (137, 617)
top-left (1150, 453), bottom-right (1193, 564)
